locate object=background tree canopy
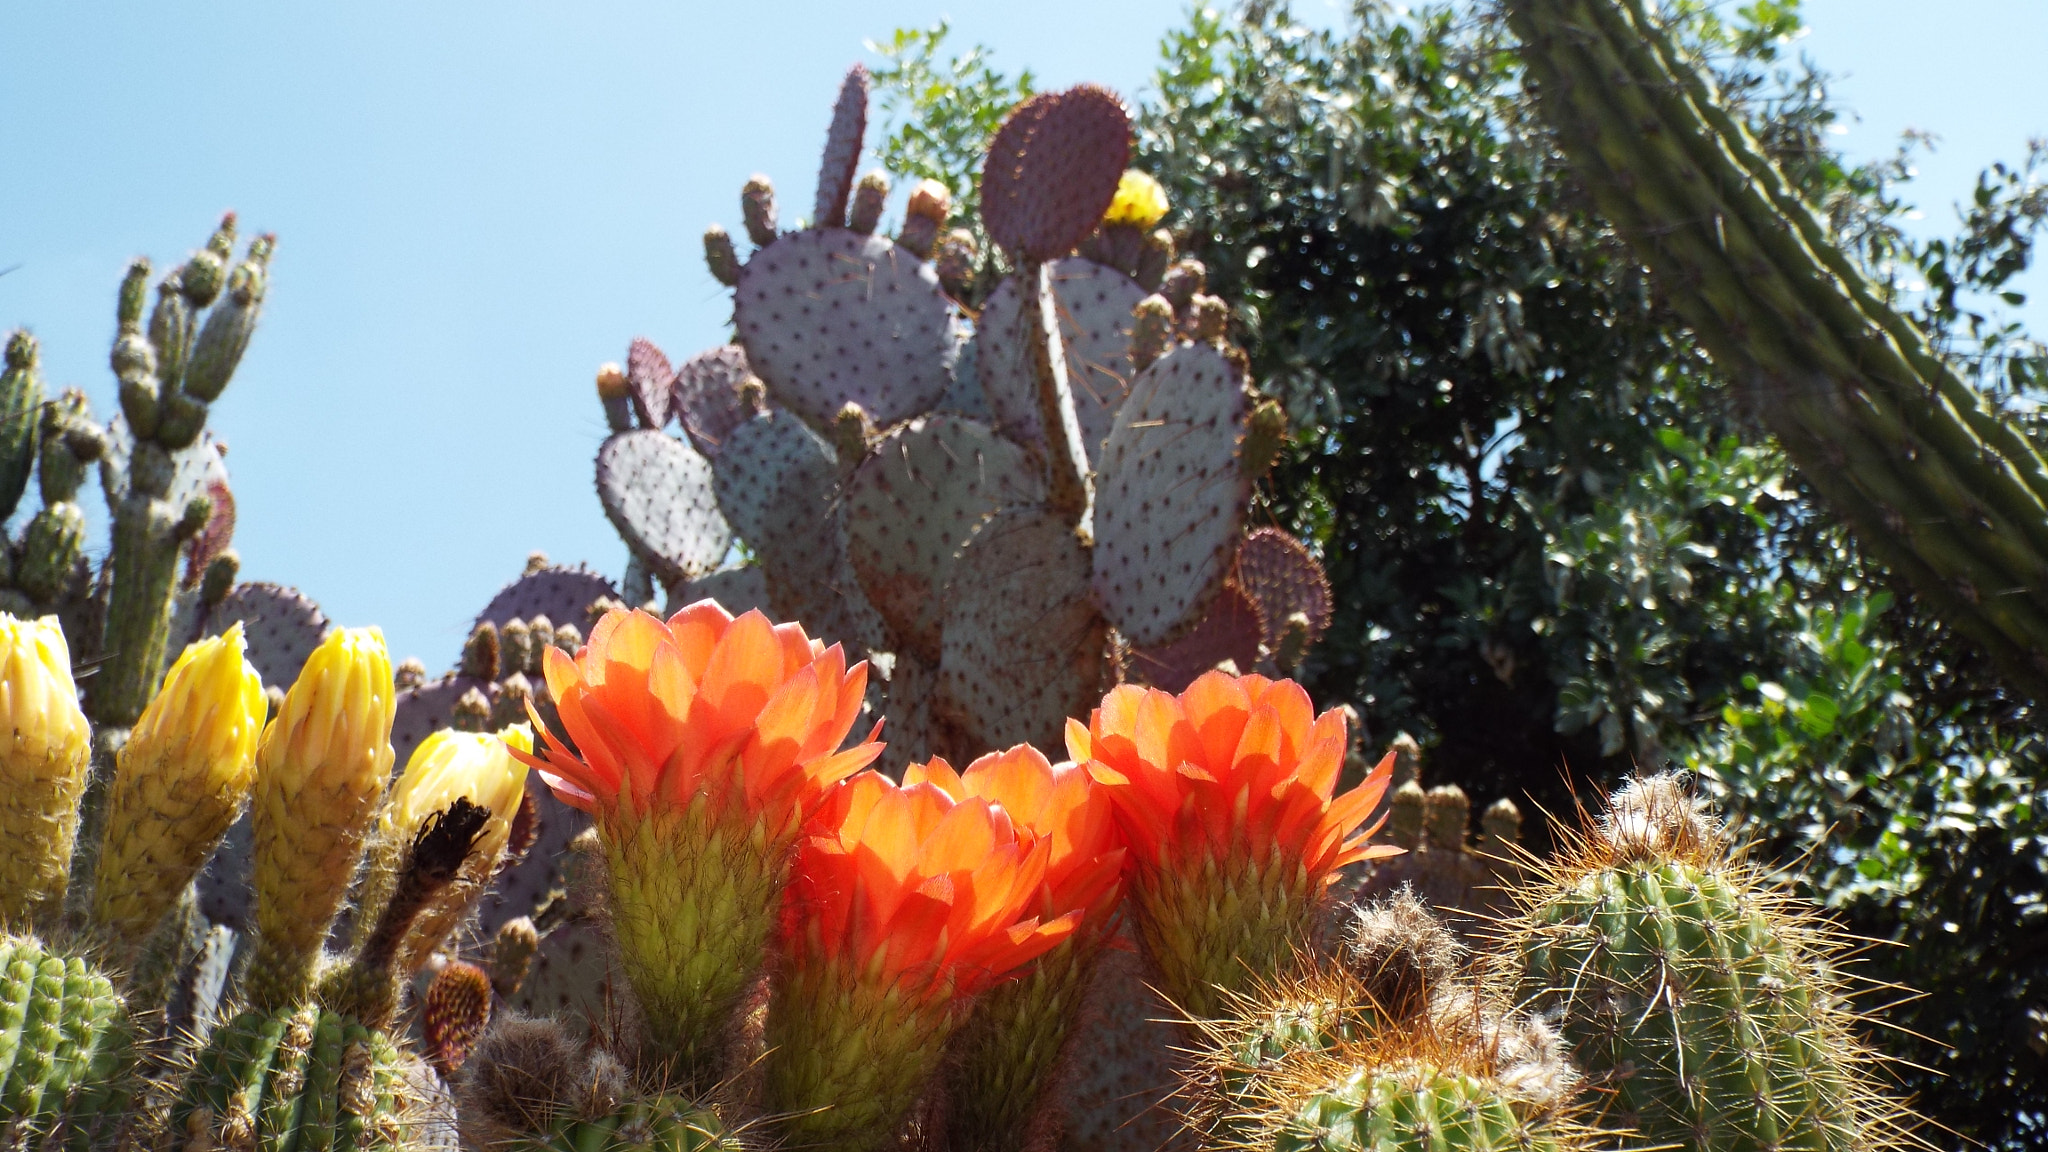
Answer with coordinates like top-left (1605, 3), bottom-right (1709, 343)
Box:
top-left (872, 1), bottom-right (2048, 1144)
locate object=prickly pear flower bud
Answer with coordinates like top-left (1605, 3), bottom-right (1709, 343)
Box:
top-left (1103, 169), bottom-right (1169, 229)
top-left (248, 626), bottom-right (395, 1008)
top-left (378, 725), bottom-right (533, 970)
top-left (517, 602), bottom-right (880, 1082)
top-left (764, 769), bottom-right (1076, 1150)
top-left (0, 614), bottom-right (90, 927)
top-left (92, 624), bottom-right (265, 946)
top-left (906, 178), bottom-right (952, 224)
top-left (1072, 671), bottom-right (1398, 1017)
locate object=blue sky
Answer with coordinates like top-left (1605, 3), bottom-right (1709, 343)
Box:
top-left (2, 1), bottom-right (2042, 671)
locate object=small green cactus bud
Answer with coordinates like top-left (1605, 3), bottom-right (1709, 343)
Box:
top-left (1190, 293), bottom-right (1229, 343)
top-left (1424, 784), bottom-right (1470, 853)
top-left (1129, 294), bottom-right (1175, 374)
top-left (596, 362), bottom-right (632, 432)
top-left (832, 401), bottom-right (875, 464)
top-left (898, 179), bottom-right (951, 259)
top-left (848, 170), bottom-right (890, 235)
top-left (737, 375), bottom-right (768, 414)
top-left (461, 621), bottom-right (501, 681)
top-left (1160, 258), bottom-right (1205, 316)
top-left (498, 619), bottom-right (534, 679)
top-left (1343, 889), bottom-right (1464, 1021)
top-left (393, 656), bottom-right (427, 690)
top-left (117, 375), bottom-right (161, 440)
top-left (1136, 227), bottom-right (1174, 290)
top-left (176, 494), bottom-right (214, 541)
top-left (3, 330), bottom-right (34, 371)
top-left (491, 916), bottom-right (541, 999)
top-left (155, 391), bottom-right (210, 449)
top-left (149, 275), bottom-right (196, 387)
top-left (18, 503), bottom-right (86, 603)
top-left (553, 623), bottom-right (582, 652)
top-left (116, 258), bottom-right (151, 329)
top-left (703, 224), bottom-right (740, 287)
top-left (525, 550), bottom-right (550, 575)
top-left (1388, 780), bottom-right (1427, 851)
top-left (1389, 732), bottom-right (1422, 789)
top-left (201, 550), bottom-right (240, 607)
top-left (452, 687), bottom-right (491, 732)
top-left (1480, 797), bottom-right (1521, 849)
top-left (741, 174), bottom-right (778, 247)
top-left (1243, 398), bottom-right (1288, 481)
top-left (179, 250), bottom-right (228, 310)
top-left (182, 248), bottom-right (269, 402)
top-left (490, 672), bottom-right (533, 731)
top-left (935, 228), bottom-right (978, 298)
top-left (0, 332), bottom-right (47, 523)
top-left (524, 615), bottom-right (553, 673)
top-left (1273, 610), bottom-right (1313, 671)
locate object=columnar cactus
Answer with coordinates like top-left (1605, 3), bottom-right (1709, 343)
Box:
top-left (0, 934), bottom-right (131, 1135)
top-left (1509, 775), bottom-right (1914, 1150)
top-left (1507, 0), bottom-right (2048, 700)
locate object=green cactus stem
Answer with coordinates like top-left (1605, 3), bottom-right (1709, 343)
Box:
top-left (168, 1002), bottom-right (411, 1152)
top-left (0, 332), bottom-right (47, 525)
top-left (1507, 0), bottom-right (2048, 698)
top-left (943, 934), bottom-right (1105, 1152)
top-left (0, 934), bottom-right (132, 1135)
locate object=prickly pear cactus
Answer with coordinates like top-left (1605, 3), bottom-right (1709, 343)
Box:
top-left (205, 581), bottom-right (329, 688)
top-left (595, 430), bottom-right (730, 587)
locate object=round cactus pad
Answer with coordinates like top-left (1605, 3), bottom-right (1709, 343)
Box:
top-left (625, 336), bottom-right (676, 430)
top-left (472, 565), bottom-right (618, 634)
top-left (1091, 341), bottom-right (1249, 647)
top-left (1128, 581), bottom-right (1265, 693)
top-left (978, 258), bottom-right (1147, 454)
top-left (734, 228), bottom-right (959, 429)
top-left (938, 506), bottom-right (1111, 753)
top-left (679, 565), bottom-right (773, 619)
top-left (712, 408), bottom-right (836, 548)
top-left (844, 414), bottom-right (1046, 661)
top-left (673, 344), bottom-right (759, 458)
top-left (813, 64), bottom-right (870, 229)
top-left (1236, 527), bottom-right (1333, 650)
top-left (204, 581), bottom-right (328, 690)
top-left (980, 86), bottom-right (1132, 263)
top-left (595, 429), bottom-right (732, 584)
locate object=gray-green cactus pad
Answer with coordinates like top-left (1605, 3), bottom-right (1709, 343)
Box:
top-left (204, 581), bottom-right (328, 690)
top-left (679, 565), bottom-right (772, 619)
top-left (473, 565), bottom-right (618, 634)
top-left (935, 329), bottom-right (990, 420)
top-left (814, 64), bottom-right (869, 229)
top-left (844, 414), bottom-right (1046, 661)
top-left (712, 408), bottom-right (836, 547)
top-left (595, 429), bottom-right (732, 584)
top-left (734, 228), bottom-right (960, 429)
top-left (1128, 581), bottom-right (1265, 693)
top-left (874, 651), bottom-right (954, 779)
top-left (626, 337), bottom-right (675, 430)
top-left (1091, 342), bottom-right (1249, 647)
top-left (1236, 527), bottom-right (1332, 650)
top-left (673, 344), bottom-right (759, 458)
top-left (980, 86), bottom-right (1132, 263)
top-left (937, 506), bottom-right (1112, 754)
top-left (977, 258), bottom-right (1147, 455)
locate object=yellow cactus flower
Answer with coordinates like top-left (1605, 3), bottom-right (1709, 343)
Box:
top-left (248, 626), bottom-right (395, 1007)
top-left (0, 614), bottom-right (90, 926)
top-left (92, 625), bottom-right (265, 945)
top-left (1102, 170), bottom-right (1169, 229)
top-left (371, 724), bottom-right (532, 971)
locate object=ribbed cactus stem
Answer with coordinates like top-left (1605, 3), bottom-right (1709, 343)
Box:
top-left (1507, 0), bottom-right (2048, 695)
top-left (1024, 260), bottom-right (1096, 537)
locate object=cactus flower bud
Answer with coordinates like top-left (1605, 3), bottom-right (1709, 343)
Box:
top-left (1103, 170), bottom-right (1170, 229)
top-left (596, 362), bottom-right (632, 432)
top-left (703, 223), bottom-right (740, 287)
top-left (741, 174), bottom-right (778, 247)
top-left (1136, 227), bottom-right (1174, 291)
top-left (248, 627), bottom-right (395, 1008)
top-left (906, 178), bottom-right (952, 224)
top-left (92, 624), bottom-right (265, 946)
top-left (935, 228), bottom-right (978, 299)
top-left (847, 170), bottom-right (890, 235)
top-left (0, 615), bottom-right (90, 927)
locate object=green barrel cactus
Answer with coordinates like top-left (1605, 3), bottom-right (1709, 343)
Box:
top-left (168, 1003), bottom-right (410, 1152)
top-left (0, 934), bottom-right (131, 1133)
top-left (514, 1098), bottom-right (737, 1152)
top-left (1511, 775), bottom-right (1912, 1151)
top-left (1273, 1061), bottom-right (1572, 1152)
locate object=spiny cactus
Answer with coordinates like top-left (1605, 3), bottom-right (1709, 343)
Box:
top-left (456, 1015), bottom-right (737, 1151)
top-left (1509, 774), bottom-right (1917, 1150)
top-left (0, 934), bottom-right (132, 1136)
top-left (590, 67), bottom-right (1336, 774)
top-left (1508, 0), bottom-right (2048, 700)
top-left (168, 1002), bottom-right (413, 1152)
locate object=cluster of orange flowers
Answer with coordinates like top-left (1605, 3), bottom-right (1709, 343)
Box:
top-left (518, 602), bottom-right (1395, 1144)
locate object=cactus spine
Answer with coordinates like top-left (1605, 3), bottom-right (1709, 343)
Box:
top-left (1509, 776), bottom-right (1913, 1150)
top-left (1507, 0), bottom-right (2048, 699)
top-left (0, 934), bottom-right (131, 1133)
top-left (168, 1002), bottom-right (410, 1152)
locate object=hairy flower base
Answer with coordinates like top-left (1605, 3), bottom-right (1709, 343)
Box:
top-left (1130, 842), bottom-right (1327, 1021)
top-left (944, 930), bottom-right (1109, 1151)
top-left (604, 797), bottom-right (791, 1080)
top-left (763, 958), bottom-right (964, 1152)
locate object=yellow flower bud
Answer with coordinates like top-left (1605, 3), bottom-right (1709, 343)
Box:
top-left (0, 614), bottom-right (90, 926)
top-left (1103, 170), bottom-right (1169, 229)
top-left (93, 624), bottom-right (266, 945)
top-left (249, 627), bottom-right (395, 1006)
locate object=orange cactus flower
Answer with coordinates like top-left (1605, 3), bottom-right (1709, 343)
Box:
top-left (764, 769), bottom-right (1076, 1151)
top-left (1071, 670), bottom-right (1397, 1017)
top-left (517, 602), bottom-right (880, 1081)
top-left (911, 746), bottom-right (1131, 1149)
